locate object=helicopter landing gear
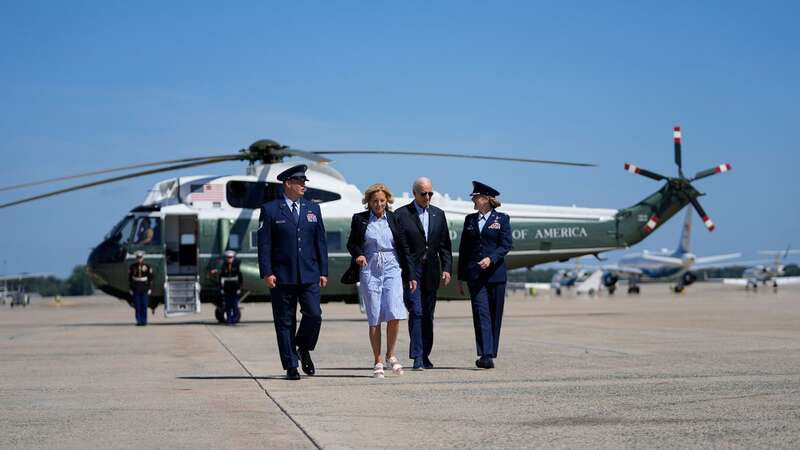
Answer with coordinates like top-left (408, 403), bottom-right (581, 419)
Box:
top-left (673, 284), bottom-right (685, 293)
top-left (627, 286), bottom-right (640, 294)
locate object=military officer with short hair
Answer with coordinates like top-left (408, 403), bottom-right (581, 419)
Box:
top-left (458, 181), bottom-right (512, 369)
top-left (258, 164), bottom-right (329, 380)
top-left (215, 250), bottom-right (243, 325)
top-left (128, 250), bottom-right (153, 326)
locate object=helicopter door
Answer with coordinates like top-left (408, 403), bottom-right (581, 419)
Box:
top-left (163, 214), bottom-right (201, 317)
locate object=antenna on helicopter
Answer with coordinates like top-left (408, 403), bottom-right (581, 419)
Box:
top-left (623, 126), bottom-right (732, 233)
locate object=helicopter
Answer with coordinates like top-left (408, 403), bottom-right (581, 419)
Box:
top-left (0, 127), bottom-right (731, 322)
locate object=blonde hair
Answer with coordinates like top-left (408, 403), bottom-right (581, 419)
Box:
top-left (362, 183), bottom-right (394, 210)
top-left (488, 196), bottom-right (502, 208)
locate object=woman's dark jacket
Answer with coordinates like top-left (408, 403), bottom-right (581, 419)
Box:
top-left (345, 210), bottom-right (417, 283)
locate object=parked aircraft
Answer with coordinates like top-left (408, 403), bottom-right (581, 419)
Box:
top-left (722, 248), bottom-right (800, 291)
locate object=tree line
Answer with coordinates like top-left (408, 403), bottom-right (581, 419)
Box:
top-left (4, 265), bottom-right (94, 297)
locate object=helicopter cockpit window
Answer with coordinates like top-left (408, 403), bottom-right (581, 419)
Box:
top-left (226, 181), bottom-right (341, 209)
top-left (133, 217), bottom-right (162, 246)
top-left (107, 216), bottom-right (134, 243)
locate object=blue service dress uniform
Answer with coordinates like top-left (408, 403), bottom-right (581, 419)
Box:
top-left (258, 196), bottom-right (328, 370)
top-left (458, 210), bottom-right (512, 360)
top-left (128, 260), bottom-right (153, 326)
top-left (218, 259), bottom-right (243, 324)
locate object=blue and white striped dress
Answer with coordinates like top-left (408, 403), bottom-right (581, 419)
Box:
top-left (359, 212), bottom-right (407, 326)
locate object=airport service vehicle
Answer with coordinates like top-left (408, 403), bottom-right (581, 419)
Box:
top-left (0, 128), bottom-right (731, 319)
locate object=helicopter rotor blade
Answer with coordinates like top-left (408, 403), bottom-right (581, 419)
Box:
top-left (307, 150), bottom-right (595, 167)
top-left (624, 163), bottom-right (668, 181)
top-left (688, 197), bottom-right (715, 232)
top-left (673, 126), bottom-right (683, 176)
top-left (691, 163), bottom-right (732, 181)
top-left (0, 155), bottom-right (242, 209)
top-left (277, 148), bottom-right (333, 164)
top-left (0, 154), bottom-right (242, 193)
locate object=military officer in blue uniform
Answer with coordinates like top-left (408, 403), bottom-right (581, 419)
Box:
top-left (258, 164), bottom-right (329, 380)
top-left (128, 250), bottom-right (153, 326)
top-left (457, 181), bottom-right (512, 369)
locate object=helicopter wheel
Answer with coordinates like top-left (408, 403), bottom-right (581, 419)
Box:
top-left (214, 308), bottom-right (226, 324)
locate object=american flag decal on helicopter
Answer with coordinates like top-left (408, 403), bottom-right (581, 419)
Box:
top-left (190, 183), bottom-right (225, 202)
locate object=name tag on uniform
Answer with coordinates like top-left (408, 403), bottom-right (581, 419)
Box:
top-left (306, 212), bottom-right (318, 222)
top-left (275, 219), bottom-right (286, 224)
top-left (488, 222), bottom-right (501, 230)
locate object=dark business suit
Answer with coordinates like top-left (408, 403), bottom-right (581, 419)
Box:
top-left (258, 196), bottom-right (328, 370)
top-left (345, 210), bottom-right (416, 284)
top-left (396, 201), bottom-right (452, 362)
top-left (458, 210), bottom-right (512, 358)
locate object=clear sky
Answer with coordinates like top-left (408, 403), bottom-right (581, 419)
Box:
top-left (1, 1), bottom-right (798, 276)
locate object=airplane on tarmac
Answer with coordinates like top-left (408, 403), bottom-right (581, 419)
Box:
top-left (598, 208), bottom-right (741, 294)
top-left (0, 127), bottom-right (732, 321)
top-left (722, 248), bottom-right (800, 291)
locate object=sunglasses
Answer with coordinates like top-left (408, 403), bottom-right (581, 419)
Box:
top-left (417, 192), bottom-right (434, 197)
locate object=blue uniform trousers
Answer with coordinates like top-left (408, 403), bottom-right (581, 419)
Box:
top-left (404, 266), bottom-right (437, 360)
top-left (223, 291), bottom-right (240, 324)
top-left (271, 283), bottom-right (322, 370)
top-left (468, 281), bottom-right (506, 358)
top-left (133, 291), bottom-right (148, 325)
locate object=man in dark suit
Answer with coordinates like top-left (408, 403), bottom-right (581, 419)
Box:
top-left (397, 177), bottom-right (453, 370)
top-left (257, 164), bottom-right (328, 380)
top-left (458, 181), bottom-right (512, 369)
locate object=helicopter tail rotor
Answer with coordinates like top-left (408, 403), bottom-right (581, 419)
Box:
top-left (625, 126), bottom-right (731, 234)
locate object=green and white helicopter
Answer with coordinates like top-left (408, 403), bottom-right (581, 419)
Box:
top-left (0, 127), bottom-right (730, 321)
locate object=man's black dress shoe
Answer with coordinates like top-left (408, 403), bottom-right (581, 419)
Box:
top-left (299, 350), bottom-right (315, 376)
top-left (423, 357), bottom-right (434, 369)
top-left (475, 357), bottom-right (494, 369)
top-left (286, 368), bottom-right (301, 380)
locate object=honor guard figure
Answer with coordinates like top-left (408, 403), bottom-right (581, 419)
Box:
top-left (458, 181), bottom-right (512, 369)
top-left (128, 250), bottom-right (153, 326)
top-left (217, 250), bottom-right (243, 324)
top-left (257, 164), bottom-right (329, 380)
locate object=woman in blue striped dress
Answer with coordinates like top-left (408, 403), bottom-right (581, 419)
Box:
top-left (347, 183), bottom-right (417, 378)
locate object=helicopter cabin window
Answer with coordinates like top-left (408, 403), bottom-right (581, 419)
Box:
top-left (228, 233), bottom-right (241, 250)
top-left (132, 217), bottom-right (161, 246)
top-left (226, 181), bottom-right (341, 209)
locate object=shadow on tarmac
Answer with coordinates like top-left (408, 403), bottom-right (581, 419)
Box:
top-left (178, 374), bottom-right (373, 380)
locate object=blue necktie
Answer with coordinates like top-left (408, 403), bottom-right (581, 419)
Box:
top-left (478, 215), bottom-right (486, 232)
top-left (292, 202), bottom-right (299, 223)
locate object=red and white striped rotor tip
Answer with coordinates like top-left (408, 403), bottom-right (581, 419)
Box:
top-left (702, 215), bottom-right (716, 232)
top-left (714, 163), bottom-right (732, 173)
top-left (673, 126), bottom-right (682, 143)
top-left (643, 214), bottom-right (660, 233)
top-left (624, 163), bottom-right (640, 174)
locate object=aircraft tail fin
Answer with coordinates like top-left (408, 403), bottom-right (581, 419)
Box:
top-left (674, 207), bottom-right (692, 256)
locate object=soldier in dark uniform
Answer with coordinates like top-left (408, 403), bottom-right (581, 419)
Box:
top-left (457, 181), bottom-right (512, 369)
top-left (214, 250), bottom-right (243, 325)
top-left (128, 250), bottom-right (153, 326)
top-left (257, 164), bottom-right (329, 380)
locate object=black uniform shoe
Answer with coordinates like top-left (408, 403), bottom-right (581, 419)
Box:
top-left (475, 357), bottom-right (494, 369)
top-left (286, 368), bottom-right (301, 380)
top-left (299, 350), bottom-right (315, 376)
top-left (423, 357), bottom-right (434, 369)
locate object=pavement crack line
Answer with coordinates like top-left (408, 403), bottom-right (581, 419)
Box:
top-left (205, 325), bottom-right (322, 449)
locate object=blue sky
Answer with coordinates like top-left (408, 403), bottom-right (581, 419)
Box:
top-left (1, 1), bottom-right (798, 276)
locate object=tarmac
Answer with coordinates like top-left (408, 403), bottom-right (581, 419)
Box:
top-left (1, 283), bottom-right (799, 449)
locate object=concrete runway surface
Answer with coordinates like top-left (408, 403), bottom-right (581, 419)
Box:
top-left (1, 283), bottom-right (799, 449)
